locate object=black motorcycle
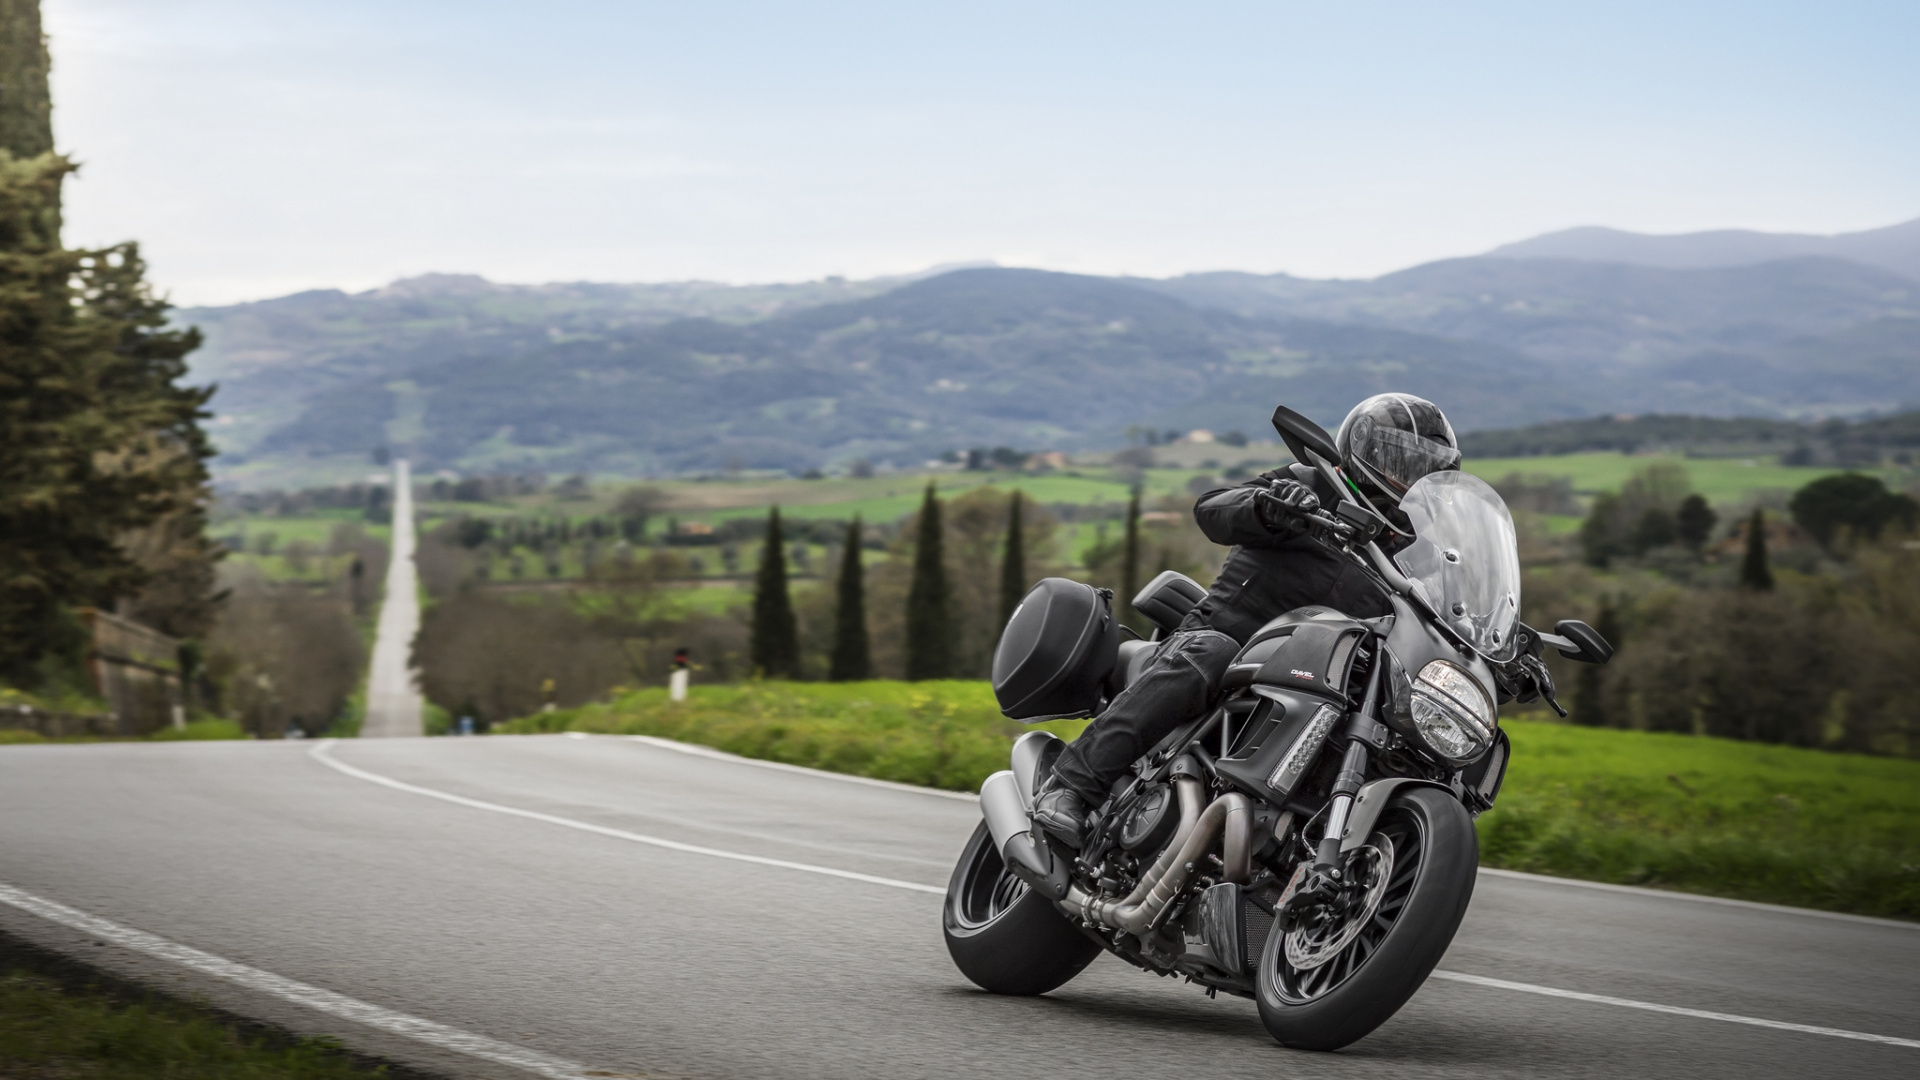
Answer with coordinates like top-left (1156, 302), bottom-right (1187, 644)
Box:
top-left (942, 406), bottom-right (1612, 1051)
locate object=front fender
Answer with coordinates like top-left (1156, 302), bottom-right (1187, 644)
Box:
top-left (1339, 777), bottom-right (1456, 853)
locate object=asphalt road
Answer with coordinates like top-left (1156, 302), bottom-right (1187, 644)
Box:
top-left (361, 458), bottom-right (422, 738)
top-left (0, 734), bottom-right (1914, 1080)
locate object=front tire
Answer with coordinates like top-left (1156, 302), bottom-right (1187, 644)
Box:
top-left (943, 820), bottom-right (1100, 995)
top-left (1255, 786), bottom-right (1477, 1051)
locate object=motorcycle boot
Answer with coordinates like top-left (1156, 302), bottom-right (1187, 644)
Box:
top-left (1030, 778), bottom-right (1090, 850)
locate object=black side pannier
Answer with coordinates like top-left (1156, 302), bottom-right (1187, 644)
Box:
top-left (992, 578), bottom-right (1120, 722)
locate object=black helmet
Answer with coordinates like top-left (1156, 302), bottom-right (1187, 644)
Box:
top-left (1335, 393), bottom-right (1461, 505)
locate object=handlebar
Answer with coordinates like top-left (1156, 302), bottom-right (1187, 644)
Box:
top-left (1303, 508), bottom-right (1355, 543)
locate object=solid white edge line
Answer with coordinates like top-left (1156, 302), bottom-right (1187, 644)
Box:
top-left (0, 882), bottom-right (608, 1079)
top-left (620, 734), bottom-right (979, 800)
top-left (308, 741), bottom-right (944, 896)
top-left (1429, 970), bottom-right (1920, 1050)
top-left (1474, 867), bottom-right (1919, 931)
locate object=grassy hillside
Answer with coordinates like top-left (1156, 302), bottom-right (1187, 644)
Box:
top-left (501, 681), bottom-right (1920, 920)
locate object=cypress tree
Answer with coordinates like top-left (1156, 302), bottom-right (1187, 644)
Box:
top-left (749, 507), bottom-right (799, 677)
top-left (828, 516), bottom-right (870, 681)
top-left (904, 483), bottom-right (954, 680)
top-left (1740, 508), bottom-right (1773, 591)
top-left (0, 163), bottom-right (213, 677)
top-left (998, 491), bottom-right (1026, 636)
top-left (1118, 486), bottom-right (1143, 630)
top-left (0, 1), bottom-right (52, 160)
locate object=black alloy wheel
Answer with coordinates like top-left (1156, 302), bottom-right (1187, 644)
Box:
top-left (1254, 786), bottom-right (1478, 1051)
top-left (943, 820), bottom-right (1101, 995)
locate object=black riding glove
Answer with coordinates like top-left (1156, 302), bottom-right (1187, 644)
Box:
top-left (1254, 478), bottom-right (1320, 535)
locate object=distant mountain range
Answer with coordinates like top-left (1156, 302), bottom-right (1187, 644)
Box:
top-left (180, 220), bottom-right (1920, 485)
top-left (1485, 218), bottom-right (1920, 280)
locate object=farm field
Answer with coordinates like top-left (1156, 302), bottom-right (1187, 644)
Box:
top-left (212, 448), bottom-right (1913, 595)
top-left (1465, 452), bottom-right (1903, 505)
top-left (404, 450), bottom-right (1893, 529)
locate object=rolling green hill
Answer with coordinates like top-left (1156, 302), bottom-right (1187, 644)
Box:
top-left (181, 250), bottom-right (1920, 487)
top-left (231, 268), bottom-right (1594, 478)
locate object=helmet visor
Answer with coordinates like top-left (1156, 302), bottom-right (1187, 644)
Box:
top-left (1354, 423), bottom-right (1462, 496)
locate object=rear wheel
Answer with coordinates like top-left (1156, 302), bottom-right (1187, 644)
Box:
top-left (943, 820), bottom-right (1100, 995)
top-left (1255, 786), bottom-right (1477, 1051)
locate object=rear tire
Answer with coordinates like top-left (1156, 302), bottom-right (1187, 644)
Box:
top-left (943, 820), bottom-right (1100, 995)
top-left (1255, 786), bottom-right (1477, 1051)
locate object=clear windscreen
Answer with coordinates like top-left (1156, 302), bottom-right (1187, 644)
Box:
top-left (1396, 471), bottom-right (1521, 662)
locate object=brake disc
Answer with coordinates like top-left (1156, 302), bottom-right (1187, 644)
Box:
top-left (1283, 833), bottom-right (1396, 971)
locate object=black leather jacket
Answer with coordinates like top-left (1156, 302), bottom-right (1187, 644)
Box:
top-left (1177, 464), bottom-right (1395, 645)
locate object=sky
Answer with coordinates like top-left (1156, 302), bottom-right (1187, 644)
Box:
top-left (42, 0), bottom-right (1920, 306)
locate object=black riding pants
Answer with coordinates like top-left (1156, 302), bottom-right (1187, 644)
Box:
top-left (1049, 629), bottom-right (1241, 802)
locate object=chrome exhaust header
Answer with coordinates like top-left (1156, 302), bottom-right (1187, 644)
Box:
top-left (1065, 778), bottom-right (1254, 936)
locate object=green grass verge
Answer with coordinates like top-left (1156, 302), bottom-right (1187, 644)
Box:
top-left (147, 719), bottom-right (247, 742)
top-left (502, 681), bottom-right (1920, 920)
top-left (1481, 722), bottom-right (1920, 920)
top-left (498, 681), bottom-right (1086, 792)
top-left (0, 969), bottom-right (383, 1079)
top-left (0, 718), bottom-right (247, 745)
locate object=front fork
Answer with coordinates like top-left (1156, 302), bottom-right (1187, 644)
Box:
top-left (1282, 663), bottom-right (1381, 926)
top-left (1312, 740), bottom-right (1370, 876)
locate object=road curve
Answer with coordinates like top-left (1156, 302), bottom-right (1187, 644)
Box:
top-left (361, 459), bottom-right (422, 738)
top-left (0, 735), bottom-right (1913, 1080)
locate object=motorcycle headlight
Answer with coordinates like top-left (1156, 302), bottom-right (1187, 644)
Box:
top-left (1410, 660), bottom-right (1494, 762)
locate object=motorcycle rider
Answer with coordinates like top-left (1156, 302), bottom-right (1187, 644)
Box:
top-left (1033, 393), bottom-right (1465, 848)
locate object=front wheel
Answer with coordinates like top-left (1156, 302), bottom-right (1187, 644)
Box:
top-left (943, 820), bottom-right (1100, 995)
top-left (1255, 786), bottom-right (1478, 1051)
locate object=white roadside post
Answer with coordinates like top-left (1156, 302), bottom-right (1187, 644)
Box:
top-left (669, 647), bottom-right (691, 702)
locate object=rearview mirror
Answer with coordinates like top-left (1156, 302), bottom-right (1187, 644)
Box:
top-left (1270, 405), bottom-right (1340, 466)
top-left (1552, 619), bottom-right (1614, 665)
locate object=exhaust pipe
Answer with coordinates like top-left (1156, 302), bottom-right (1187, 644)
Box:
top-left (979, 771), bottom-right (1069, 900)
top-left (982, 763), bottom-right (1256, 919)
top-left (1066, 779), bottom-right (1254, 936)
top-left (979, 771), bottom-right (1028, 854)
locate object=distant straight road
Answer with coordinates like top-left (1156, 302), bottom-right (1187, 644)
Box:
top-left (0, 735), bottom-right (1913, 1080)
top-left (360, 460), bottom-right (422, 738)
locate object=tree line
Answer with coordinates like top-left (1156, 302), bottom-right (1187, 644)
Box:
top-left (1529, 466), bottom-right (1920, 756)
top-left (744, 482), bottom-right (1218, 681)
top-left (410, 480), bottom-right (1226, 724)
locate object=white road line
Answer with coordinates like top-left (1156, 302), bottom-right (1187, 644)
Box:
top-left (308, 741), bottom-right (945, 896)
top-left (0, 882), bottom-right (614, 1080)
top-left (622, 735), bottom-right (979, 800)
top-left (1429, 971), bottom-right (1920, 1050)
top-left (310, 741), bottom-right (1917, 1053)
